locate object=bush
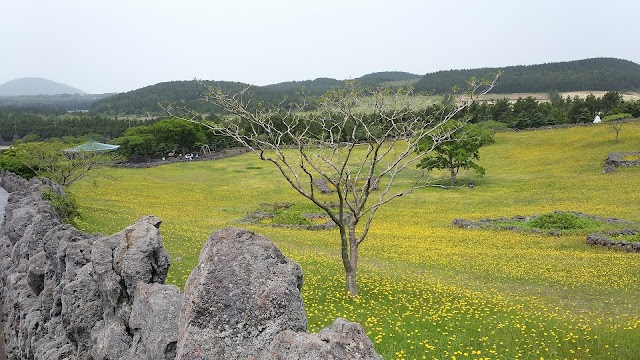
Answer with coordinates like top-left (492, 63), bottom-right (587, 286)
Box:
top-left (0, 148), bottom-right (37, 179)
top-left (271, 211), bottom-right (312, 225)
top-left (41, 188), bottom-right (79, 222)
top-left (476, 120), bottom-right (510, 133)
top-left (528, 212), bottom-right (601, 231)
top-left (602, 113), bottom-right (633, 122)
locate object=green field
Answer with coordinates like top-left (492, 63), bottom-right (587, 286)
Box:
top-left (71, 122), bottom-right (640, 359)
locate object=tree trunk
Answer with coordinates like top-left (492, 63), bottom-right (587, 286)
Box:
top-left (346, 267), bottom-right (357, 296)
top-left (449, 156), bottom-right (457, 186)
top-left (344, 225), bottom-right (359, 296)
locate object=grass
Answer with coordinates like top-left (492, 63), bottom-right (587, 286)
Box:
top-left (71, 121), bottom-right (640, 359)
top-left (621, 153), bottom-right (640, 161)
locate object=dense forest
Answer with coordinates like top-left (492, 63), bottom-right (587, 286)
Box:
top-left (0, 106), bottom-right (151, 144)
top-left (0, 94), bottom-right (113, 112)
top-left (414, 58), bottom-right (640, 93)
top-left (262, 72), bottom-right (421, 93)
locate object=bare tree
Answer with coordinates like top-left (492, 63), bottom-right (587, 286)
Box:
top-left (164, 77), bottom-right (498, 295)
top-left (609, 121), bottom-right (623, 143)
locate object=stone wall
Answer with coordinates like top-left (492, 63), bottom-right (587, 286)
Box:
top-left (586, 229), bottom-right (640, 252)
top-left (0, 172), bottom-right (381, 359)
top-left (603, 152), bottom-right (640, 173)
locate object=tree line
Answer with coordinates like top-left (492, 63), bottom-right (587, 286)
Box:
top-left (112, 118), bottom-right (236, 161)
top-left (457, 91), bottom-right (640, 129)
top-left (0, 106), bottom-right (152, 144)
top-left (0, 93), bottom-right (113, 111)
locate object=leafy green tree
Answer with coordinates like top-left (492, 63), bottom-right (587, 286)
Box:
top-left (568, 96), bottom-right (593, 123)
top-left (113, 126), bottom-right (157, 161)
top-left (511, 97), bottom-right (549, 129)
top-left (418, 121), bottom-right (495, 186)
top-left (583, 93), bottom-right (600, 118)
top-left (11, 141), bottom-right (121, 187)
top-left (152, 119), bottom-right (205, 155)
top-left (0, 147), bottom-right (37, 179)
top-left (621, 99), bottom-right (640, 117)
top-left (113, 119), bottom-right (209, 160)
top-left (491, 98), bottom-right (512, 124)
top-left (601, 91), bottom-right (623, 114)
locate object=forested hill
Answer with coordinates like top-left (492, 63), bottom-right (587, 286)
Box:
top-left (89, 58), bottom-right (640, 115)
top-left (413, 58), bottom-right (640, 94)
top-left (262, 72), bottom-right (421, 93)
top-left (90, 72), bottom-right (421, 115)
top-left (89, 80), bottom-right (261, 115)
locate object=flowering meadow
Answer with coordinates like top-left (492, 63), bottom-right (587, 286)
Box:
top-left (72, 122), bottom-right (640, 359)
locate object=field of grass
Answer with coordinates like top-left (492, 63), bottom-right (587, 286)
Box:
top-left (71, 121), bottom-right (640, 359)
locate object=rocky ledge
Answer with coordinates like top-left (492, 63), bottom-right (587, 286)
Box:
top-left (0, 172), bottom-right (381, 359)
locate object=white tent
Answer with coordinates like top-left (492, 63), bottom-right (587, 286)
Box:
top-left (593, 115), bottom-right (602, 123)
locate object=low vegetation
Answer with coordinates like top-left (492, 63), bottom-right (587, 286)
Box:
top-left (41, 188), bottom-right (79, 222)
top-left (603, 113), bottom-right (633, 122)
top-left (455, 210), bottom-right (635, 235)
top-left (240, 202), bottom-right (333, 228)
top-left (528, 212), bottom-right (607, 231)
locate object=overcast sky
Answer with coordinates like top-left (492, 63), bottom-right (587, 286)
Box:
top-left (2, 0), bottom-right (639, 94)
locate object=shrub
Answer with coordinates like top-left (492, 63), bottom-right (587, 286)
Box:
top-left (476, 120), bottom-right (510, 133)
top-left (602, 113), bottom-right (633, 122)
top-left (0, 148), bottom-right (37, 179)
top-left (528, 212), bottom-right (601, 231)
top-left (271, 211), bottom-right (312, 225)
top-left (42, 188), bottom-right (79, 222)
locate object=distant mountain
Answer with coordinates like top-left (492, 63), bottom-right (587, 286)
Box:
top-left (0, 77), bottom-right (87, 96)
top-left (413, 58), bottom-right (640, 94)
